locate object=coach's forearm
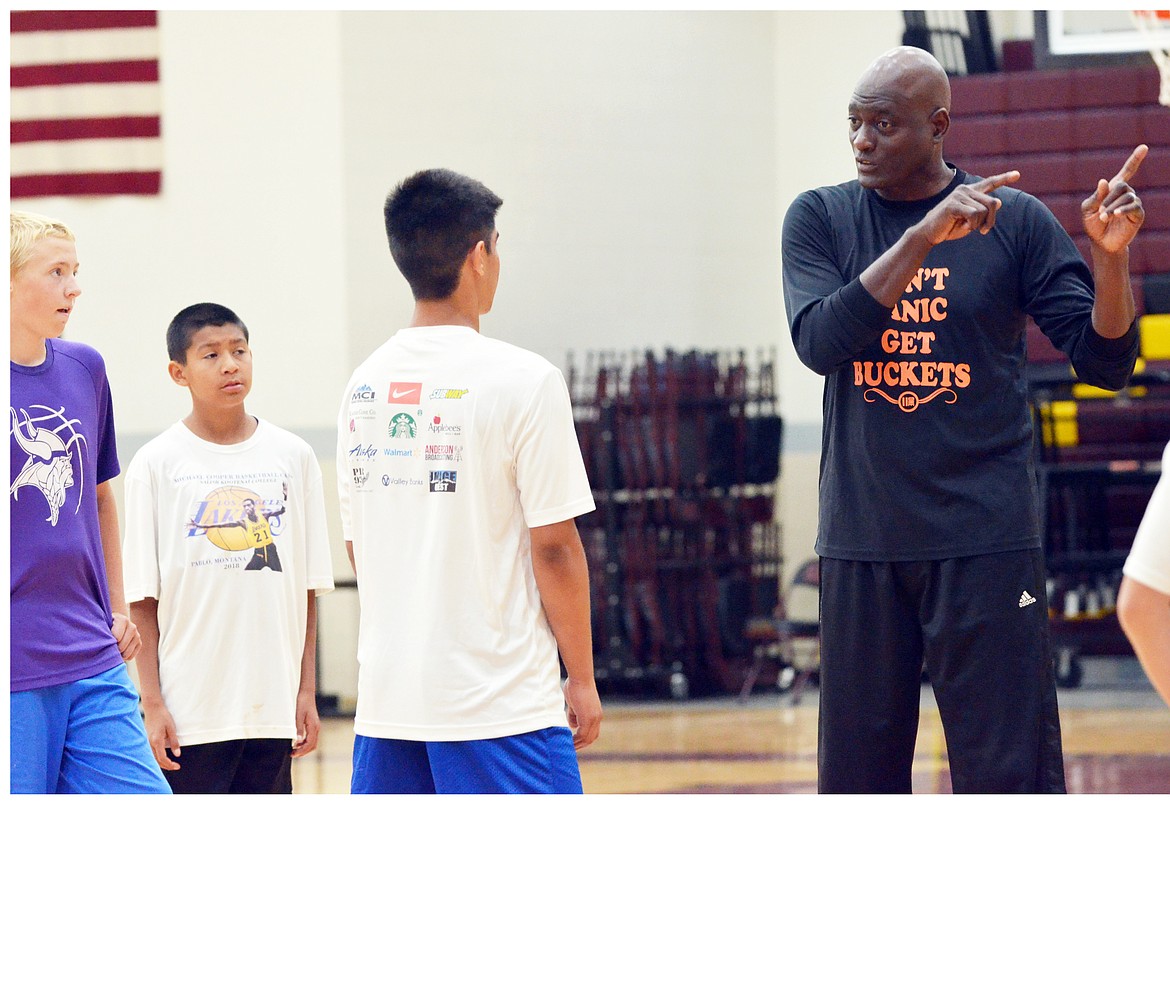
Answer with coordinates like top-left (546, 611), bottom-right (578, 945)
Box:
top-left (860, 224), bottom-right (937, 308)
top-left (1090, 246), bottom-right (1137, 340)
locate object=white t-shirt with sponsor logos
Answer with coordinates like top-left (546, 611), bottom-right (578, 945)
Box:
top-left (337, 325), bottom-right (596, 741)
top-left (1123, 440), bottom-right (1170, 596)
top-left (123, 420), bottom-right (334, 745)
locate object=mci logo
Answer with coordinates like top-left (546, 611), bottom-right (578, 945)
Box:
top-left (429, 470), bottom-right (457, 493)
top-left (351, 384), bottom-right (377, 402)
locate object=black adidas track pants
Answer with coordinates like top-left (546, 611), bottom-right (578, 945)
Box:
top-left (817, 549), bottom-right (1066, 794)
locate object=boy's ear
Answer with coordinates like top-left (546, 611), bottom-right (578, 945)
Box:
top-left (168, 360), bottom-right (188, 386)
top-left (470, 240), bottom-right (487, 277)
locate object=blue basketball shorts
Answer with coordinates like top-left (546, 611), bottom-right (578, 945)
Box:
top-left (351, 726), bottom-right (584, 794)
top-left (10, 663), bottom-right (172, 795)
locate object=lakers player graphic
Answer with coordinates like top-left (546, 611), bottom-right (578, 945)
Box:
top-left (188, 482), bottom-right (287, 572)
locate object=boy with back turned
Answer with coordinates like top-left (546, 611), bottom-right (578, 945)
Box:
top-left (338, 168), bottom-right (602, 794)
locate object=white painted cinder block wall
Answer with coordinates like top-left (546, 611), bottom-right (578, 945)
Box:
top-left (12, 10), bottom-right (1036, 699)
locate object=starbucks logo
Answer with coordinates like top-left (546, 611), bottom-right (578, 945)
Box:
top-left (389, 412), bottom-right (417, 439)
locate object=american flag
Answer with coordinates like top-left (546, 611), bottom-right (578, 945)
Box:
top-left (10, 10), bottom-right (162, 197)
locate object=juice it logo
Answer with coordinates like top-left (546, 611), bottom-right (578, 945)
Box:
top-left (429, 470), bottom-right (457, 493)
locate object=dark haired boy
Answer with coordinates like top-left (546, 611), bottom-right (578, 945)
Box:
top-left (122, 303), bottom-right (334, 793)
top-left (338, 168), bottom-right (602, 794)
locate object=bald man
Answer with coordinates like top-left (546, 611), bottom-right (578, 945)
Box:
top-left (781, 46), bottom-right (1146, 794)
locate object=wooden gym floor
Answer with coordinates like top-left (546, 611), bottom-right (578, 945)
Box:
top-left (292, 658), bottom-right (1170, 795)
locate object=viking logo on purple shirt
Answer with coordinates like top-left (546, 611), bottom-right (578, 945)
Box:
top-left (10, 405), bottom-right (87, 527)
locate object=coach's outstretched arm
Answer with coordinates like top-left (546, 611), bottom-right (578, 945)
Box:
top-left (860, 170), bottom-right (1022, 307)
top-left (782, 171), bottom-right (1019, 376)
top-left (529, 518), bottom-right (602, 750)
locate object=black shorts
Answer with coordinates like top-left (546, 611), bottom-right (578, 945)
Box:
top-left (818, 549), bottom-right (1066, 794)
top-left (163, 737), bottom-right (293, 794)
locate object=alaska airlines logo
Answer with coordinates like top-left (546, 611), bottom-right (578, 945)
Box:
top-left (388, 382), bottom-right (422, 404)
top-left (856, 267), bottom-right (971, 413)
top-left (9, 405), bottom-right (87, 527)
top-left (349, 443), bottom-right (378, 461)
top-left (389, 413), bottom-right (417, 439)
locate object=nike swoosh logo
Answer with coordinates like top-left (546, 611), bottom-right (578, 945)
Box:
top-left (392, 389), bottom-right (413, 398)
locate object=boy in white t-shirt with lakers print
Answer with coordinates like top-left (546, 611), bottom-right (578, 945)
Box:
top-left (123, 302), bottom-right (334, 793)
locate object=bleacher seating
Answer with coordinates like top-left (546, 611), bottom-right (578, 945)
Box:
top-left (947, 63), bottom-right (1170, 359)
top-left (947, 63), bottom-right (1170, 684)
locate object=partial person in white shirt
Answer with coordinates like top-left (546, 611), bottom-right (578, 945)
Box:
top-left (1118, 439), bottom-right (1170, 708)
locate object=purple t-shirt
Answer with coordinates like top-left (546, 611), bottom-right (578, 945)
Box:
top-left (10, 338), bottom-right (123, 691)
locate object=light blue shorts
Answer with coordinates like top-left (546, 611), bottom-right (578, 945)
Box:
top-left (351, 726), bottom-right (583, 794)
top-left (11, 663), bottom-right (171, 795)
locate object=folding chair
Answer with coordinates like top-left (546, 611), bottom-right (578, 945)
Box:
top-left (739, 558), bottom-right (820, 704)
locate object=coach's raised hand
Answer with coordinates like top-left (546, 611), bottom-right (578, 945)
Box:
top-left (917, 170), bottom-right (1021, 245)
top-left (1083, 144), bottom-right (1148, 253)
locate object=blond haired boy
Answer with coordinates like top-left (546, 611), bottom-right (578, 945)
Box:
top-left (10, 210), bottom-right (168, 794)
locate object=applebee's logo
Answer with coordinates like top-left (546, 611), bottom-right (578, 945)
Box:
top-left (428, 414), bottom-right (463, 435)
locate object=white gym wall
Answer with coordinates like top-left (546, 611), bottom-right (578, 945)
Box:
top-left (12, 11), bottom-right (1037, 698)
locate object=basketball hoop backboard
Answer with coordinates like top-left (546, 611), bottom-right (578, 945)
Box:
top-left (1046, 9), bottom-right (1162, 55)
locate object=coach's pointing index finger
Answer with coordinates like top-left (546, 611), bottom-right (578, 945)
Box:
top-left (973, 170), bottom-right (1021, 194)
top-left (1115, 144), bottom-right (1149, 184)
